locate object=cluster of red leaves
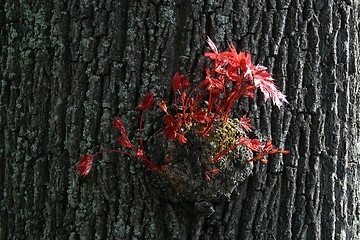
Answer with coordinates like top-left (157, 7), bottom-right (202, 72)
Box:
top-left (77, 38), bottom-right (289, 178)
top-left (157, 38), bottom-right (288, 144)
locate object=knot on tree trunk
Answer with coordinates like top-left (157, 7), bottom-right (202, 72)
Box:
top-left (146, 118), bottom-right (253, 203)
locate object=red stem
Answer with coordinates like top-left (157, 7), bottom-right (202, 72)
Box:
top-left (210, 141), bottom-right (241, 163)
top-left (201, 103), bottom-right (222, 136)
top-left (95, 150), bottom-right (162, 171)
top-left (173, 90), bottom-right (179, 117)
top-left (139, 110), bottom-right (145, 150)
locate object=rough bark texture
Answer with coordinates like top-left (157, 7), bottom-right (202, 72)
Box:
top-left (1, 0), bottom-right (359, 239)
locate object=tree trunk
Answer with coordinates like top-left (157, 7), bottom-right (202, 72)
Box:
top-left (1, 0), bottom-right (359, 239)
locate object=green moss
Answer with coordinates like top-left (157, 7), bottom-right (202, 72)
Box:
top-left (196, 118), bottom-right (246, 164)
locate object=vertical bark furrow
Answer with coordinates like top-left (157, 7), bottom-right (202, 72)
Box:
top-left (348, 5), bottom-right (360, 237)
top-left (1, 1), bottom-right (22, 236)
top-left (334, 3), bottom-right (352, 239)
top-left (343, 3), bottom-right (359, 238)
top-left (318, 2), bottom-right (340, 239)
top-left (0, 1), bottom-right (6, 237)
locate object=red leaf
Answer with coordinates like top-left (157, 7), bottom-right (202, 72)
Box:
top-left (226, 43), bottom-right (251, 70)
top-left (239, 114), bottom-right (253, 132)
top-left (206, 36), bottom-right (219, 54)
top-left (136, 92), bottom-right (154, 111)
top-left (245, 92), bottom-right (255, 98)
top-left (113, 118), bottom-right (133, 148)
top-left (237, 137), bottom-right (263, 152)
top-left (77, 154), bottom-right (95, 176)
top-left (202, 68), bottom-right (224, 92)
top-left (263, 139), bottom-right (273, 151)
top-left (157, 100), bottom-right (168, 114)
top-left (204, 168), bottom-right (219, 181)
top-left (163, 125), bottom-right (177, 140)
top-left (182, 78), bottom-right (191, 89)
top-left (260, 159), bottom-right (269, 164)
top-left (207, 168), bottom-right (219, 175)
top-left (204, 37), bottom-right (229, 68)
top-left (164, 115), bottom-right (175, 125)
top-left (172, 73), bottom-right (190, 91)
top-left (116, 137), bottom-right (135, 150)
top-left (177, 133), bottom-right (187, 144)
top-left (113, 117), bottom-right (127, 136)
top-left (252, 65), bottom-right (288, 108)
top-left (192, 109), bottom-right (208, 123)
top-left (205, 174), bottom-right (211, 181)
top-left (172, 73), bottom-right (182, 91)
top-left (279, 150), bottom-right (289, 154)
top-left (181, 91), bottom-right (187, 104)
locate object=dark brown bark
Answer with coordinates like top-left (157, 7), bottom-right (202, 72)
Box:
top-left (1, 0), bottom-right (359, 239)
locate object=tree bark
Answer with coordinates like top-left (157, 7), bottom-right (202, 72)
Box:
top-left (1, 0), bottom-right (359, 239)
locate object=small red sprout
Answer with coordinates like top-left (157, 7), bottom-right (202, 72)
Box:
top-left (205, 168), bottom-right (220, 181)
top-left (136, 92), bottom-right (154, 111)
top-left (239, 114), bottom-right (253, 133)
top-left (247, 140), bottom-right (289, 164)
top-left (157, 100), bottom-right (168, 114)
top-left (77, 154), bottom-right (95, 177)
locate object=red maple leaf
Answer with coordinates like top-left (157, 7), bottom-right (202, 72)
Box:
top-left (157, 100), bottom-right (168, 114)
top-left (163, 125), bottom-right (177, 140)
top-left (252, 65), bottom-right (288, 108)
top-left (204, 37), bottom-right (229, 68)
top-left (116, 137), bottom-right (135, 150)
top-left (192, 109), bottom-right (208, 123)
top-left (224, 43), bottom-right (252, 76)
top-left (77, 154), bottom-right (95, 177)
top-left (136, 92), bottom-right (154, 111)
top-left (113, 118), bottom-right (127, 136)
top-left (113, 117), bottom-right (135, 149)
top-left (239, 114), bottom-right (253, 132)
top-left (201, 68), bottom-right (224, 92)
top-left (247, 139), bottom-right (289, 163)
top-left (204, 36), bottom-right (220, 60)
top-left (237, 137), bottom-right (263, 152)
top-left (177, 133), bottom-right (187, 144)
top-left (204, 168), bottom-right (219, 181)
top-left (172, 72), bottom-right (190, 91)
top-left (164, 115), bottom-right (175, 125)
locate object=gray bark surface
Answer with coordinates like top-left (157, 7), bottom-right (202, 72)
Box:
top-left (1, 0), bottom-right (359, 239)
